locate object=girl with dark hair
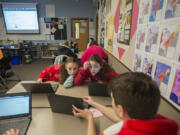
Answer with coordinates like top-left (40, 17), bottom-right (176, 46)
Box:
top-left (81, 44), bottom-right (108, 66)
top-left (74, 54), bottom-right (119, 85)
top-left (37, 57), bottom-right (80, 88)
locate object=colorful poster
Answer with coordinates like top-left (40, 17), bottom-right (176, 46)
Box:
top-left (136, 27), bottom-right (146, 50)
top-left (133, 53), bottom-right (143, 72)
top-left (154, 61), bottom-right (171, 95)
top-left (117, 0), bottom-right (133, 45)
top-left (170, 69), bottom-right (180, 107)
top-left (145, 25), bottom-right (160, 53)
top-left (158, 25), bottom-right (180, 62)
top-left (164, 0), bottom-right (180, 19)
top-left (106, 16), bottom-right (114, 54)
top-left (149, 0), bottom-right (164, 22)
top-left (138, 1), bottom-right (150, 24)
top-left (142, 57), bottom-right (154, 76)
top-left (100, 6), bottom-right (106, 47)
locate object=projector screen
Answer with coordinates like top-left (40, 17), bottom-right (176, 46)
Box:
top-left (2, 3), bottom-right (40, 34)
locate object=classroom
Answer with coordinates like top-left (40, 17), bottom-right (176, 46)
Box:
top-left (0, 0), bottom-right (180, 135)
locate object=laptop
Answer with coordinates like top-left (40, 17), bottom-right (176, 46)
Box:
top-left (0, 92), bottom-right (32, 135)
top-left (48, 94), bottom-right (89, 115)
top-left (21, 83), bottom-right (58, 93)
top-left (88, 82), bottom-right (109, 97)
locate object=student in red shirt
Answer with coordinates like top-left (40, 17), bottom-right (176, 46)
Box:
top-left (73, 72), bottom-right (179, 135)
top-left (37, 57), bottom-right (80, 88)
top-left (74, 54), bottom-right (119, 85)
top-left (81, 44), bottom-right (108, 66)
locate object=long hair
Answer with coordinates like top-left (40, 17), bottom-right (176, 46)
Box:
top-left (59, 57), bottom-right (80, 84)
top-left (89, 54), bottom-right (113, 81)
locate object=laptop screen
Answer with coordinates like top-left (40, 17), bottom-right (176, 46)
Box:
top-left (0, 95), bottom-right (30, 117)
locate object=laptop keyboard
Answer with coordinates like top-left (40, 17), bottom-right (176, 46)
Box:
top-left (0, 118), bottom-right (30, 135)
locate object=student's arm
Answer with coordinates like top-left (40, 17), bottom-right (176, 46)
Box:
top-left (84, 96), bottom-right (121, 122)
top-left (3, 129), bottom-right (20, 135)
top-left (37, 66), bottom-right (52, 81)
top-left (74, 62), bottom-right (91, 85)
top-left (74, 68), bottom-right (89, 85)
top-left (104, 71), bottom-right (119, 83)
top-left (72, 105), bottom-right (96, 135)
top-left (63, 75), bottom-right (74, 88)
top-left (36, 78), bottom-right (43, 83)
top-left (37, 64), bottom-right (61, 82)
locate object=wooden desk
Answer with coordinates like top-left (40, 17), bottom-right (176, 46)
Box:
top-left (28, 108), bottom-right (88, 135)
top-left (8, 81), bottom-right (114, 135)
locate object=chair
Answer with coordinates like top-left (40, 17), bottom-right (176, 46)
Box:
top-left (54, 55), bottom-right (68, 65)
top-left (0, 53), bottom-right (21, 89)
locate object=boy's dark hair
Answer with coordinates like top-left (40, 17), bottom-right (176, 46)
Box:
top-left (59, 57), bottom-right (80, 84)
top-left (108, 72), bottom-right (160, 120)
top-left (89, 54), bottom-right (114, 81)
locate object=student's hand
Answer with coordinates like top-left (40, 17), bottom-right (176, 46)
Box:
top-left (3, 129), bottom-right (20, 135)
top-left (36, 78), bottom-right (43, 83)
top-left (83, 96), bottom-right (95, 106)
top-left (83, 61), bottom-right (90, 70)
top-left (96, 80), bottom-right (104, 84)
top-left (72, 105), bottom-right (93, 120)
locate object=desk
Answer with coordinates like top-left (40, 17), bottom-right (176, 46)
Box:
top-left (8, 81), bottom-right (114, 135)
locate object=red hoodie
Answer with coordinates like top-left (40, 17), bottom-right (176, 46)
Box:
top-left (74, 68), bottom-right (119, 85)
top-left (81, 45), bottom-right (108, 66)
top-left (38, 64), bottom-right (61, 82)
top-left (100, 114), bottom-right (179, 135)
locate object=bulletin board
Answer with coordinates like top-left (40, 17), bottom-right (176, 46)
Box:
top-left (117, 0), bottom-right (133, 45)
top-left (99, 0), bottom-right (106, 47)
top-left (44, 17), bottom-right (67, 40)
top-left (133, 0), bottom-right (180, 111)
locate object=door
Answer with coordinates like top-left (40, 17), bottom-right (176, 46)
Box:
top-left (71, 18), bottom-right (89, 51)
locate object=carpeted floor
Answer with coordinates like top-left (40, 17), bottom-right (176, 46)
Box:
top-left (0, 58), bottom-right (52, 93)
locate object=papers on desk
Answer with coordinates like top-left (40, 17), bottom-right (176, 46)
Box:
top-left (89, 107), bottom-right (103, 118)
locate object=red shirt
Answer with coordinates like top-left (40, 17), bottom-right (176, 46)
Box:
top-left (81, 45), bottom-right (108, 65)
top-left (99, 114), bottom-right (179, 135)
top-left (74, 68), bottom-right (119, 85)
top-left (38, 64), bottom-right (61, 82)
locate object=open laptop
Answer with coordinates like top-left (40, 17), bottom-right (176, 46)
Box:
top-left (21, 83), bottom-right (58, 93)
top-left (48, 94), bottom-right (89, 115)
top-left (0, 92), bottom-right (32, 135)
top-left (88, 82), bottom-right (109, 97)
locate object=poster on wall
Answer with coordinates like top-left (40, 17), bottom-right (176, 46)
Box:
top-left (164, 0), bottom-right (180, 20)
top-left (44, 17), bottom-right (67, 40)
top-left (149, 0), bottom-right (164, 22)
top-left (106, 0), bottom-right (112, 15)
top-left (154, 61), bottom-right (172, 96)
top-left (135, 0), bottom-right (180, 111)
top-left (145, 24), bottom-right (160, 53)
top-left (158, 24), bottom-right (180, 62)
top-left (117, 0), bottom-right (133, 45)
top-left (99, 6), bottom-right (106, 47)
top-left (142, 56), bottom-right (155, 76)
top-left (169, 65), bottom-right (180, 110)
top-left (138, 1), bottom-right (150, 24)
top-left (133, 52), bottom-right (143, 72)
top-left (135, 26), bottom-right (147, 51)
top-left (106, 16), bottom-right (114, 54)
